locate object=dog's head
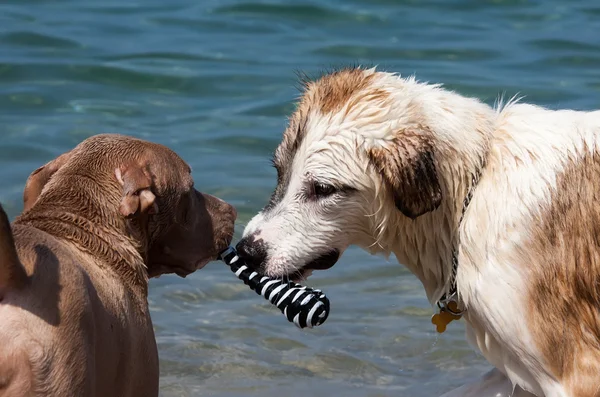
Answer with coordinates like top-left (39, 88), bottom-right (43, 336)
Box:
top-left (22, 134), bottom-right (237, 278)
top-left (237, 68), bottom-right (448, 280)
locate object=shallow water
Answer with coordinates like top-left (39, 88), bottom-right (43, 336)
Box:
top-left (1, 0), bottom-right (599, 395)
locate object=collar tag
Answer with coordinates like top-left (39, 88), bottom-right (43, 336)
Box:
top-left (432, 294), bottom-right (463, 333)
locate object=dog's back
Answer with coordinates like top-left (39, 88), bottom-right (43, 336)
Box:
top-left (0, 203), bottom-right (158, 396)
top-left (493, 104), bottom-right (600, 395)
top-left (0, 205), bottom-right (98, 396)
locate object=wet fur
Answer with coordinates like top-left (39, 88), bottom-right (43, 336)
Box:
top-left (0, 134), bottom-right (236, 397)
top-left (240, 67), bottom-right (600, 396)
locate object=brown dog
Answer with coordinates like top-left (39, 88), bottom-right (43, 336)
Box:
top-left (0, 134), bottom-right (236, 397)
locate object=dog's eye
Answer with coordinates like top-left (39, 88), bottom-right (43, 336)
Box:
top-left (313, 182), bottom-right (337, 198)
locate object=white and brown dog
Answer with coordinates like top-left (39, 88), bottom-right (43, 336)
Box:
top-left (236, 67), bottom-right (600, 397)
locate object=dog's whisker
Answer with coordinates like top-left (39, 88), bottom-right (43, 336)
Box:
top-left (291, 269), bottom-right (305, 284)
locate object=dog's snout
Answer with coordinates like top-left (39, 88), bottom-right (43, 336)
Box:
top-left (196, 191), bottom-right (237, 252)
top-left (236, 235), bottom-right (268, 270)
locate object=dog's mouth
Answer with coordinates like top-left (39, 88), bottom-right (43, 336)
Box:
top-left (171, 254), bottom-right (218, 278)
top-left (292, 249), bottom-right (340, 282)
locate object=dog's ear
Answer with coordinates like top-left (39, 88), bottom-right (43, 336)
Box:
top-left (115, 163), bottom-right (158, 219)
top-left (368, 135), bottom-right (442, 219)
top-left (23, 151), bottom-right (73, 212)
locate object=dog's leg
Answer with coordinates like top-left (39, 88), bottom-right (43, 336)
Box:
top-left (439, 368), bottom-right (539, 397)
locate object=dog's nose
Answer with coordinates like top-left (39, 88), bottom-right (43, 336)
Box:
top-left (236, 235), bottom-right (267, 271)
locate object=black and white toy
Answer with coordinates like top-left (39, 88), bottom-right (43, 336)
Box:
top-left (219, 246), bottom-right (330, 329)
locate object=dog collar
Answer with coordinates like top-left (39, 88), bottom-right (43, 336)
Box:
top-left (432, 167), bottom-right (484, 333)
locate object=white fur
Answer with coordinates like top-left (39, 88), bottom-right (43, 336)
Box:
top-left (243, 69), bottom-right (600, 396)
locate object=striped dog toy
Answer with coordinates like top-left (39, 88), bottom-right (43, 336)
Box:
top-left (219, 246), bottom-right (330, 329)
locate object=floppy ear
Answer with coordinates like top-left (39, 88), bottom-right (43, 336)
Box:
top-left (368, 135), bottom-right (442, 219)
top-left (115, 163), bottom-right (158, 218)
top-left (23, 151), bottom-right (73, 212)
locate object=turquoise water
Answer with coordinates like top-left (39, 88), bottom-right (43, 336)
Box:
top-left (1, 0), bottom-right (599, 395)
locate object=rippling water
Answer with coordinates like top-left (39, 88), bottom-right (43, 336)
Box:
top-left (1, 0), bottom-right (600, 395)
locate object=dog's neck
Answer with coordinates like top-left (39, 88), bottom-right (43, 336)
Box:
top-left (380, 83), bottom-right (497, 304)
top-left (16, 175), bottom-right (149, 295)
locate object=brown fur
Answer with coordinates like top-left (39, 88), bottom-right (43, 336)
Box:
top-left (367, 126), bottom-right (442, 219)
top-left (308, 68), bottom-right (377, 114)
top-left (527, 148), bottom-right (600, 396)
top-left (0, 134), bottom-right (236, 397)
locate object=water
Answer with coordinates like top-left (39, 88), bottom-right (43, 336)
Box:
top-left (1, 0), bottom-right (599, 395)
